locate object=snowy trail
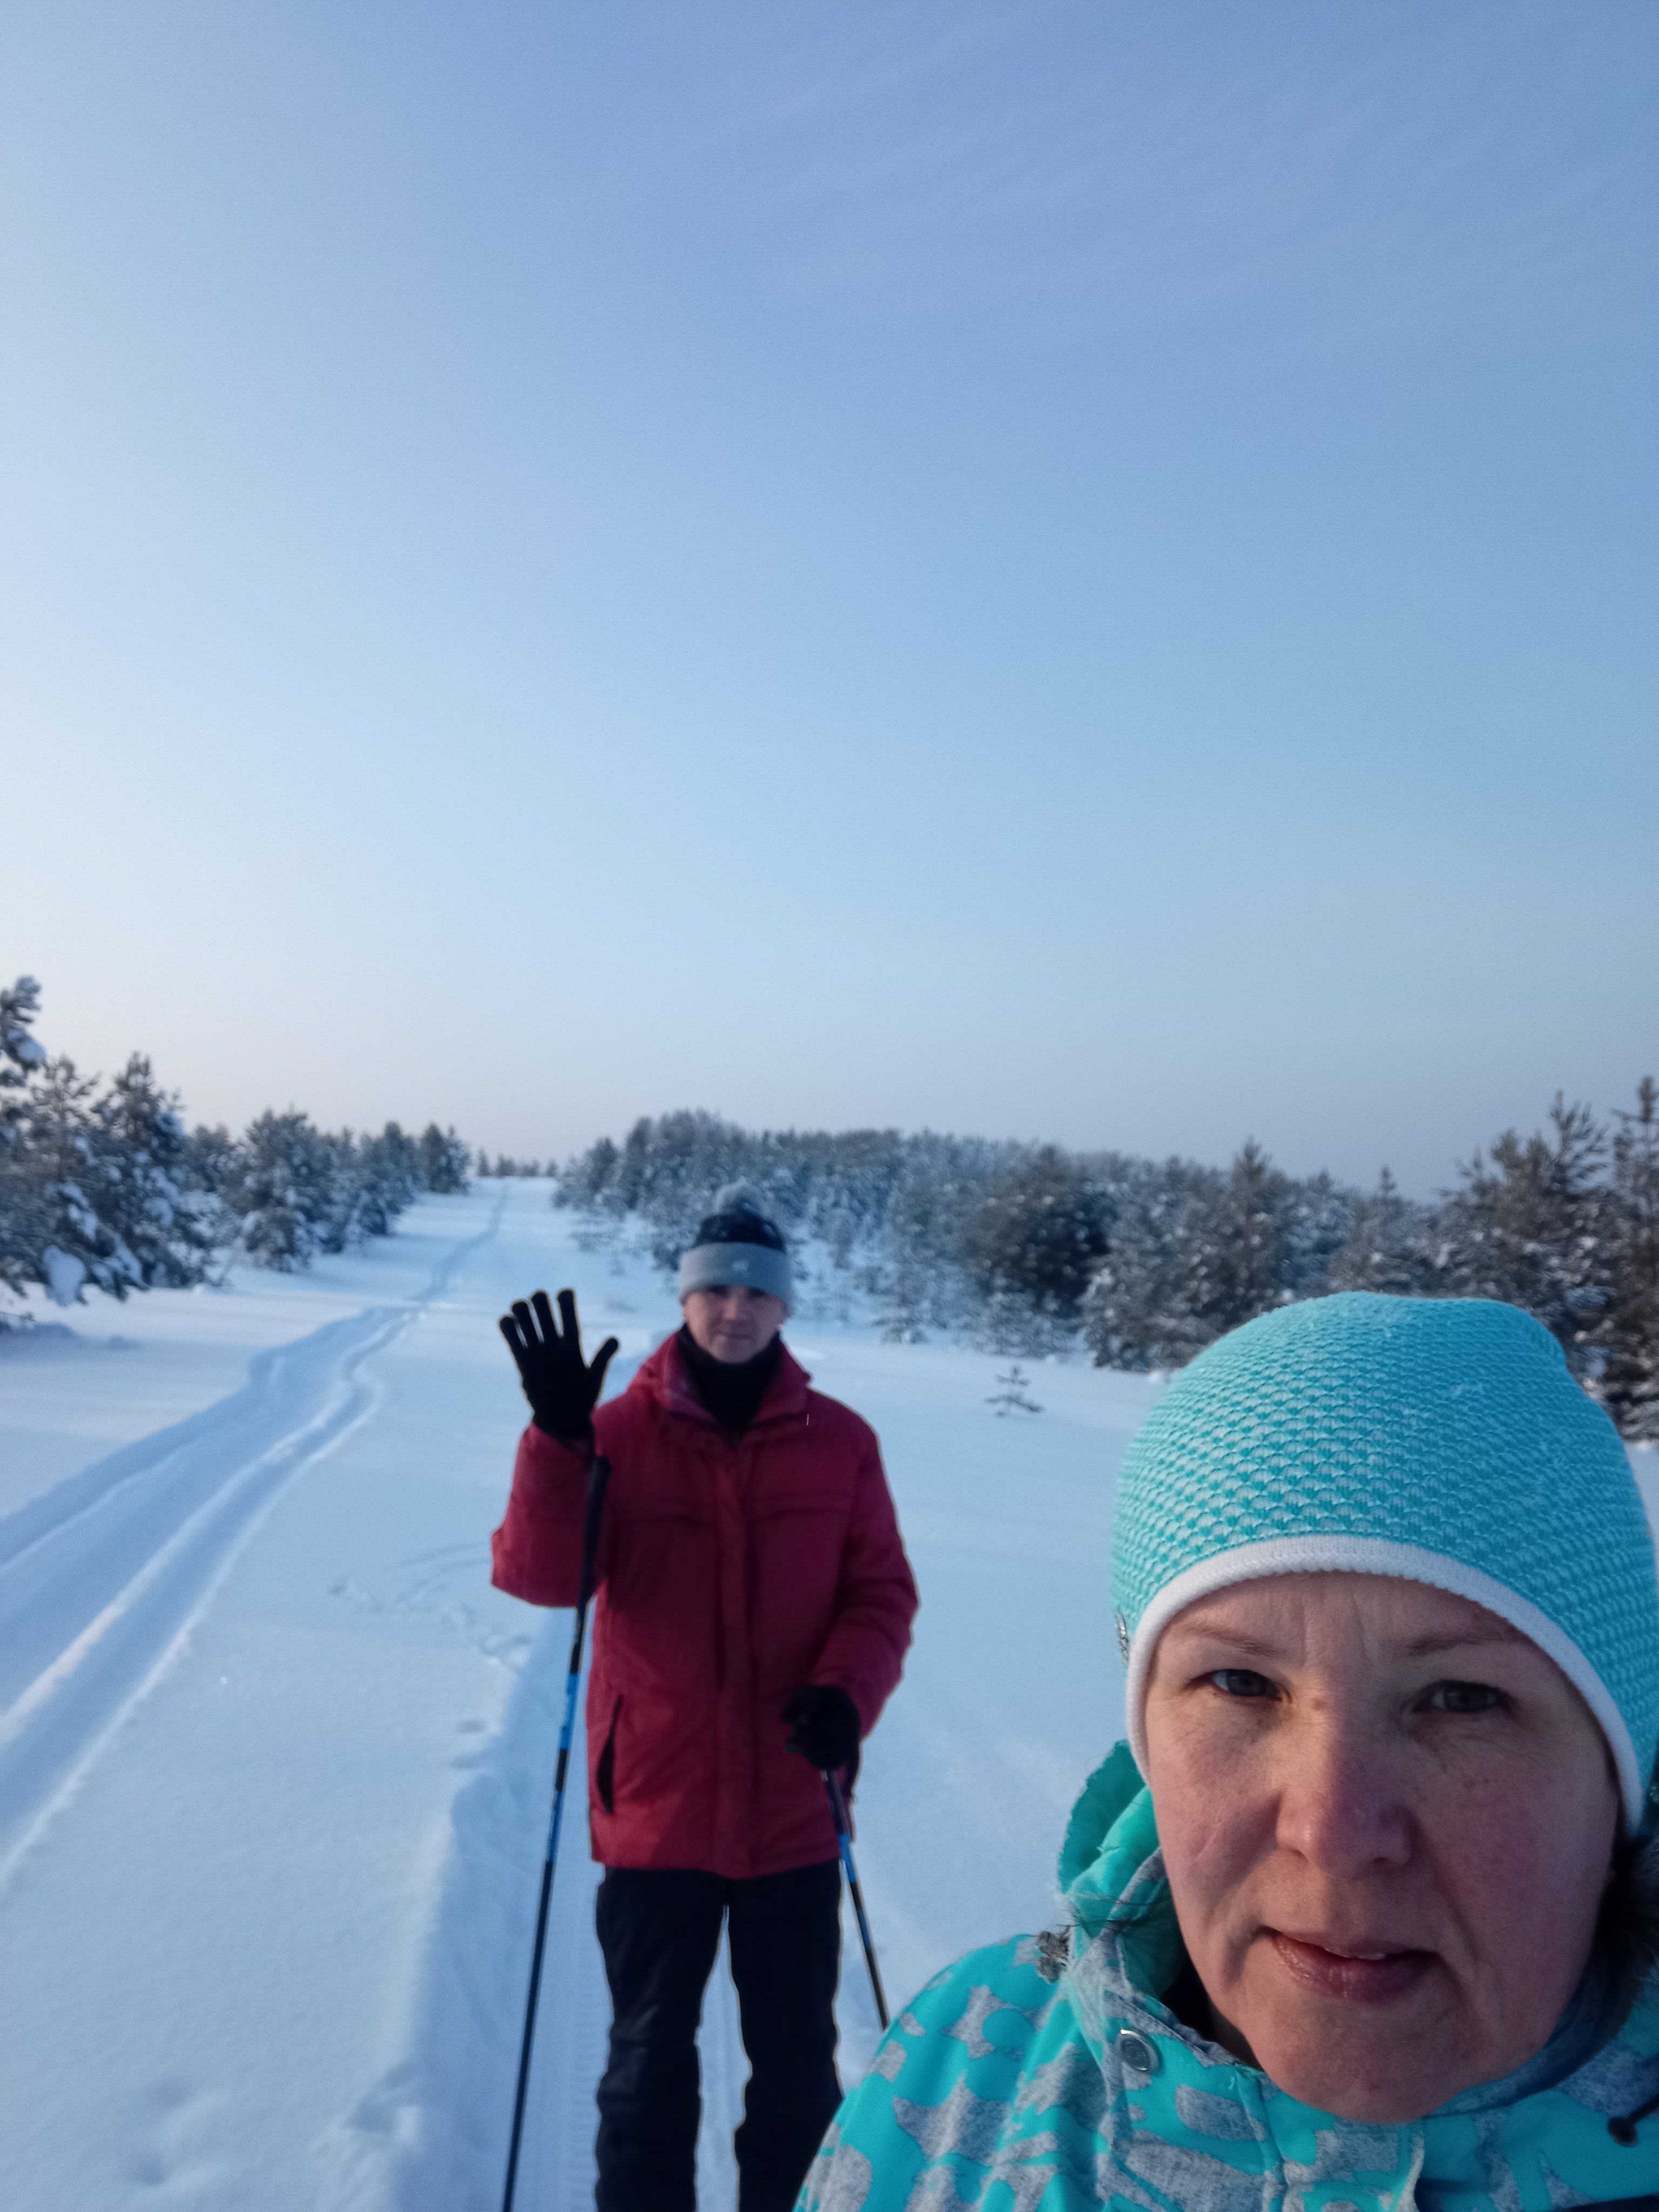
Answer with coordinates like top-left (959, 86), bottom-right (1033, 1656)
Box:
top-left (0, 1195), bottom-right (508, 1897)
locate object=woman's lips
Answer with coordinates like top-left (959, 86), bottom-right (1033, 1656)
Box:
top-left (1266, 1931), bottom-right (1432, 2002)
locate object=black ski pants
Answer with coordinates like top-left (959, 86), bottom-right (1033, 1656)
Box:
top-left (594, 1859), bottom-right (842, 2212)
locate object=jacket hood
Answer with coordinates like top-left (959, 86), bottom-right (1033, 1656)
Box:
top-left (1058, 1741), bottom-right (1186, 2000)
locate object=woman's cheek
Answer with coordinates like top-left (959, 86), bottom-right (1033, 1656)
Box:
top-left (1162, 1769), bottom-right (1269, 1917)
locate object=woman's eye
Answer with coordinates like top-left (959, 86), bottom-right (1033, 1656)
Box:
top-left (1209, 1668), bottom-right (1277, 1700)
top-left (1422, 1680), bottom-right (1503, 1715)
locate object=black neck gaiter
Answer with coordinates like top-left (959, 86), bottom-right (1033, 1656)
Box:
top-left (677, 1324), bottom-right (784, 1437)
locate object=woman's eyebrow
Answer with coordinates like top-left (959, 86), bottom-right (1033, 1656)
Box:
top-left (1400, 1622), bottom-right (1527, 1659)
top-left (1166, 1618), bottom-right (1527, 1663)
top-left (1164, 1622), bottom-right (1284, 1662)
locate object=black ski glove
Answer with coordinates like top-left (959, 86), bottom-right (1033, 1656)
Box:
top-left (782, 1684), bottom-right (861, 1773)
top-left (499, 1288), bottom-right (618, 1444)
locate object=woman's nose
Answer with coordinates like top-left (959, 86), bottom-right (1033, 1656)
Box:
top-left (1273, 1712), bottom-right (1412, 1876)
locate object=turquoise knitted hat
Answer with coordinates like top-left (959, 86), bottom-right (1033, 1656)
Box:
top-left (1111, 1293), bottom-right (1659, 1826)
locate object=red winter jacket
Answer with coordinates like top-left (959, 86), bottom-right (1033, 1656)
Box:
top-left (490, 1334), bottom-right (919, 1879)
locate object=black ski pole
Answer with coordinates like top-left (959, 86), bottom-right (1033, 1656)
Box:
top-left (824, 1768), bottom-right (889, 2032)
top-left (501, 1451), bottom-right (611, 2212)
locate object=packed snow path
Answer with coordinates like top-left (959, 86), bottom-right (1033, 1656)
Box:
top-left (0, 1209), bottom-right (505, 1904)
top-left (3, 1177), bottom-right (1490, 2209)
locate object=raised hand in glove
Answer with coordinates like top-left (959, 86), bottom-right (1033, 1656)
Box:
top-left (499, 1288), bottom-right (618, 1444)
top-left (781, 1683), bottom-right (861, 1774)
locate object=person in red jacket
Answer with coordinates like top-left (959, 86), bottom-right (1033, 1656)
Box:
top-left (494, 1184), bottom-right (919, 2212)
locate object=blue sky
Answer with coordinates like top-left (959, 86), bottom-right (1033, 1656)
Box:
top-left (3, 1), bottom-right (1654, 1192)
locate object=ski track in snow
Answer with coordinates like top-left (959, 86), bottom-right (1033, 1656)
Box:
top-left (0, 1195), bottom-right (509, 1898)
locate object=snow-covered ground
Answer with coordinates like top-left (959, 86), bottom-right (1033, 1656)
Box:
top-left (0, 1181), bottom-right (1163, 2210)
top-left (3, 1179), bottom-right (1653, 2210)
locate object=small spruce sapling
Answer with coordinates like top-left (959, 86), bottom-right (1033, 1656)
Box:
top-left (987, 1363), bottom-right (1043, 1417)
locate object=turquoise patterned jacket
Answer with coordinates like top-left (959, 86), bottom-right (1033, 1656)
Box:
top-left (800, 1744), bottom-right (1659, 2211)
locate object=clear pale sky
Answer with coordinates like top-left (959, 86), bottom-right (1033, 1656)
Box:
top-left (3, 2), bottom-right (1654, 1194)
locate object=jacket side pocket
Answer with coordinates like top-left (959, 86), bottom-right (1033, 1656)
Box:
top-left (596, 1695), bottom-right (622, 1815)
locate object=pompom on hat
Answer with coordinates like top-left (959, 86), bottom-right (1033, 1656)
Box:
top-left (677, 1183), bottom-right (793, 1309)
top-left (1111, 1293), bottom-right (1659, 1827)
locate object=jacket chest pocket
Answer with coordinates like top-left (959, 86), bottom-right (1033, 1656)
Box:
top-left (748, 1489), bottom-right (851, 1687)
top-left (751, 1485), bottom-right (848, 1574)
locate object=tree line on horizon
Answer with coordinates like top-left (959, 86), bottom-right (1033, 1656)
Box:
top-left (0, 976), bottom-right (470, 1320)
top-left (556, 1090), bottom-right (1659, 1442)
top-left (6, 966), bottom-right (1653, 1444)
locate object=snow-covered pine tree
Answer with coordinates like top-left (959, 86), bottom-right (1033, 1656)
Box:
top-left (0, 976), bottom-right (50, 1309)
top-left (356, 1122), bottom-right (422, 1235)
top-left (228, 1111), bottom-right (333, 1269)
top-left (92, 1055), bottom-right (226, 1286)
top-left (1210, 1139), bottom-right (1294, 1332)
top-left (20, 1054), bottom-right (144, 1304)
top-left (314, 1130), bottom-right (372, 1253)
top-left (875, 1251), bottom-right (932, 1344)
top-left (213, 1113), bottom-right (435, 1270)
top-left (558, 1134), bottom-right (617, 1209)
top-left (1440, 1096), bottom-right (1613, 1378)
top-left (1595, 1079), bottom-right (1659, 1441)
top-left (959, 1145), bottom-right (1111, 1341)
top-left (183, 1123), bottom-right (240, 1196)
top-left (417, 1123), bottom-right (470, 1195)
top-left (630, 1111), bottom-right (753, 1271)
top-left (1280, 1169), bottom-right (1358, 1298)
top-left (0, 976), bottom-right (44, 1134)
top-left (1324, 1169), bottom-right (1443, 1294)
top-left (1081, 1157), bottom-right (1230, 1370)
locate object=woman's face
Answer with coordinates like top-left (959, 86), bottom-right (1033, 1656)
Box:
top-left (681, 1284), bottom-right (787, 1364)
top-left (1143, 1572), bottom-right (1619, 2122)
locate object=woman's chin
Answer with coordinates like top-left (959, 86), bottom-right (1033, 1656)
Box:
top-left (1250, 2039), bottom-right (1448, 2122)
top-left (1236, 1959), bottom-right (1472, 2122)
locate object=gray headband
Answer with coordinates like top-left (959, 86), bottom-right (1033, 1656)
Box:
top-left (677, 1240), bottom-right (793, 1307)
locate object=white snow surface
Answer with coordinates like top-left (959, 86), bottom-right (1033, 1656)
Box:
top-left (2, 1179), bottom-right (1651, 2210)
